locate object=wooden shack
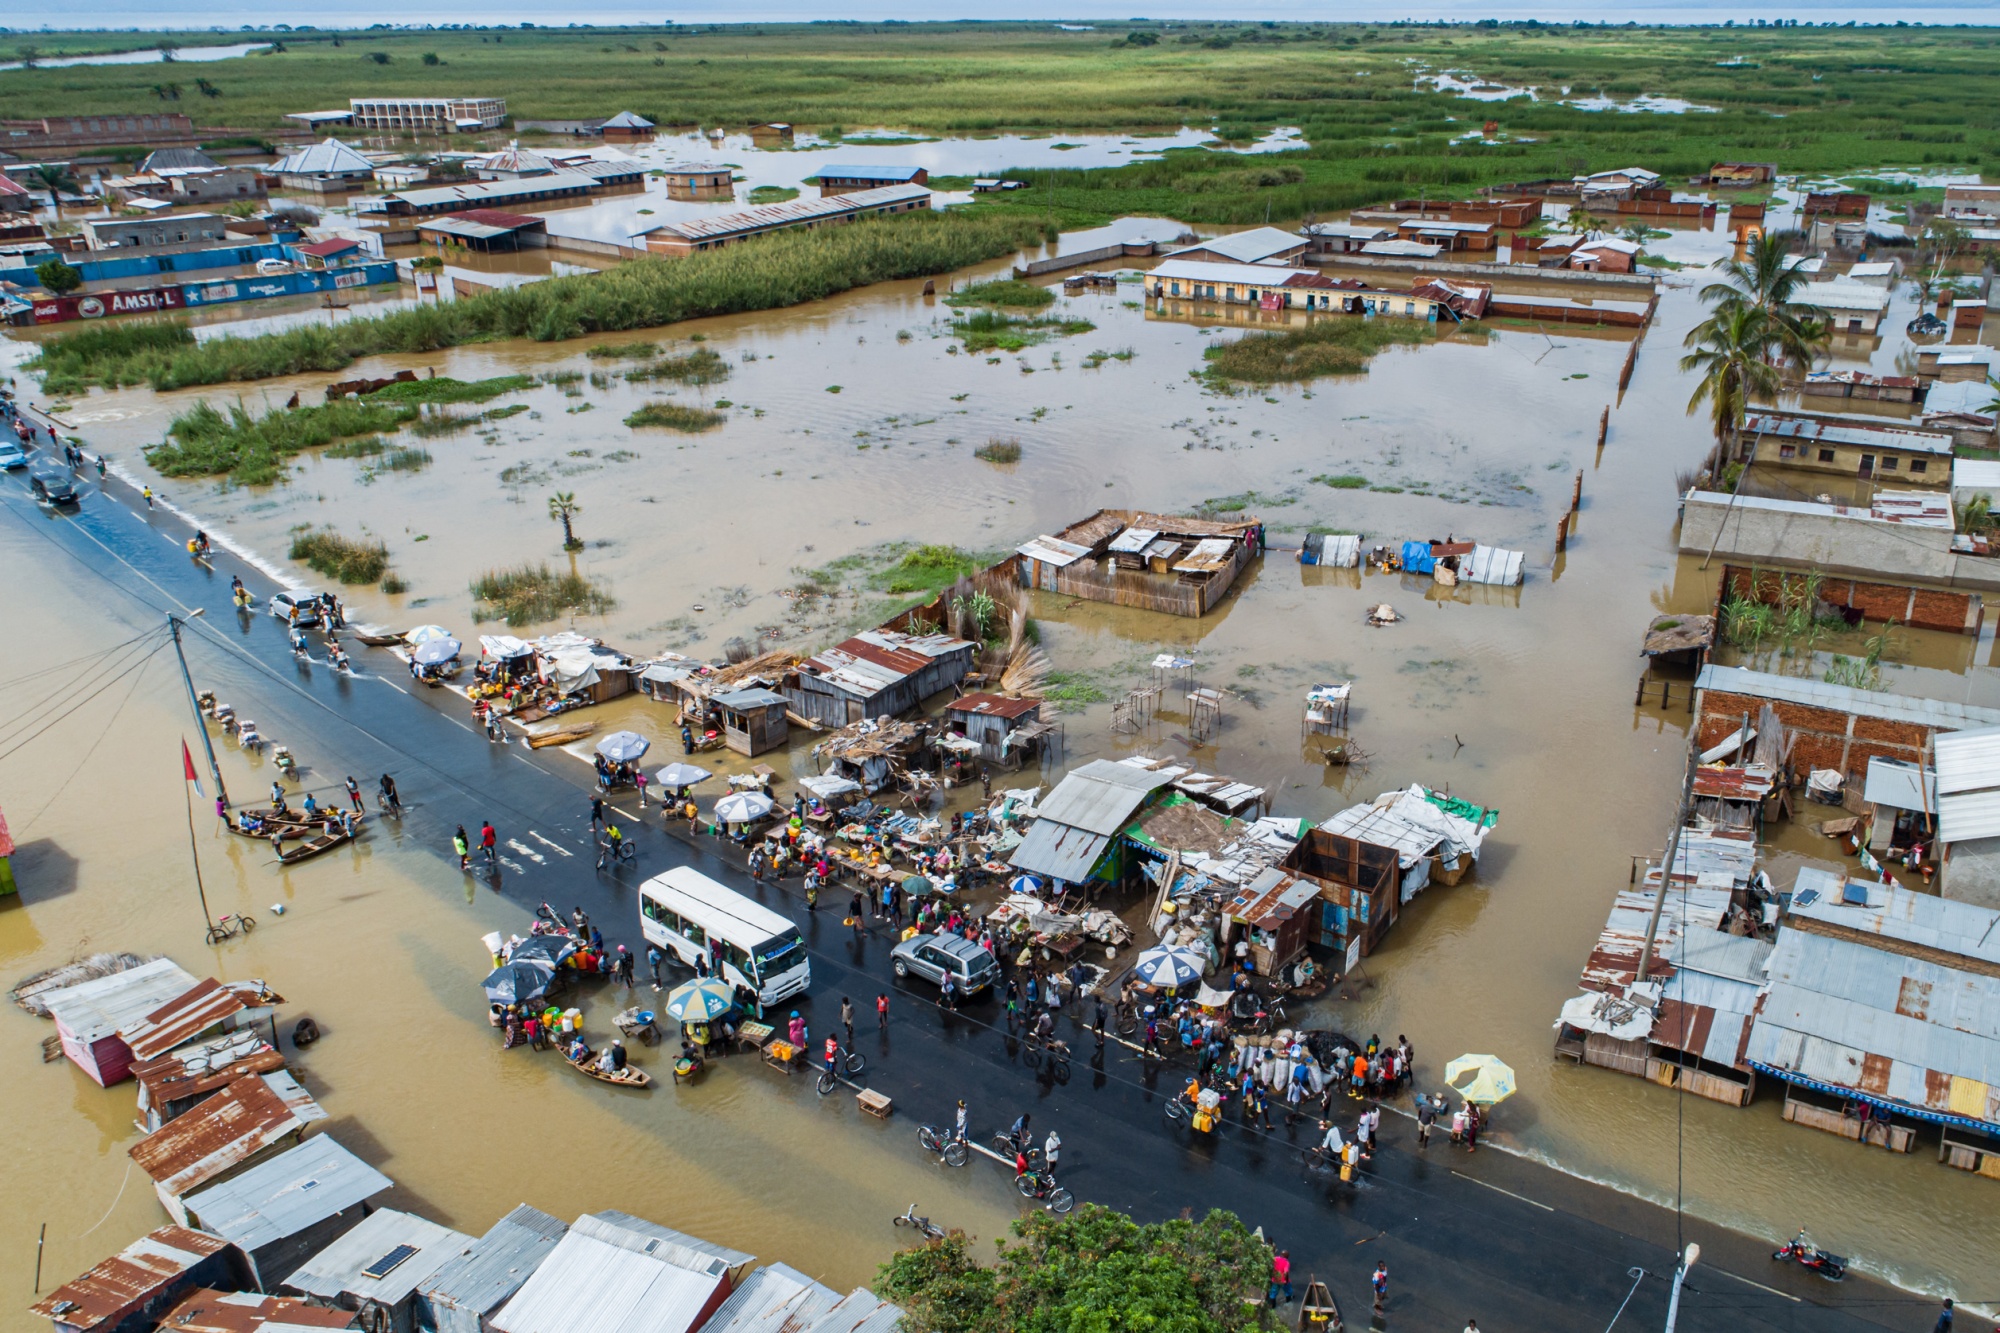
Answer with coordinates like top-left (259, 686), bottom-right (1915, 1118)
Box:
top-left (945, 692), bottom-right (1042, 762)
top-left (784, 629), bottom-right (976, 727)
top-left (1281, 829), bottom-right (1401, 967)
top-left (1016, 510), bottom-right (1262, 619)
top-left (713, 686), bottom-right (789, 757)
top-left (1220, 870), bottom-right (1321, 977)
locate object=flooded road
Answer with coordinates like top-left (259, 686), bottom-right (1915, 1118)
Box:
top-left (6, 218), bottom-right (2000, 1307)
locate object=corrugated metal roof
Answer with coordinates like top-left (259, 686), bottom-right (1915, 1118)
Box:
top-left (1934, 724), bottom-right (2000, 797)
top-left (1222, 869), bottom-right (1319, 926)
top-left (1105, 526), bottom-right (1160, 553)
top-left (284, 1208), bottom-right (471, 1308)
top-left (31, 1227), bottom-right (239, 1329)
top-left (1806, 279), bottom-right (1891, 311)
top-left (1318, 804), bottom-right (1441, 865)
top-left (1462, 545), bottom-right (1524, 586)
top-left (714, 687), bottom-right (787, 710)
top-left (1172, 537), bottom-right (1237, 574)
top-left (1692, 764), bottom-right (1778, 801)
top-left (1696, 665), bottom-right (2000, 732)
top-left (183, 1136), bottom-right (393, 1253)
top-left (648, 184), bottom-right (929, 242)
top-left (272, 138), bottom-right (374, 176)
top-left (602, 111), bottom-right (656, 130)
top-left (134, 1032), bottom-right (284, 1120)
top-left (660, 163), bottom-right (733, 176)
top-left (121, 977), bottom-right (273, 1063)
top-left (1034, 760), bottom-right (1175, 835)
top-left (43, 957), bottom-right (200, 1045)
top-left (1744, 411), bottom-right (1954, 456)
top-left (491, 1214), bottom-right (731, 1333)
top-left (1941, 789), bottom-right (2000, 843)
top-left (798, 629), bottom-right (974, 702)
top-left (589, 1211), bottom-right (754, 1276)
top-left (417, 1205), bottom-right (568, 1321)
top-left (1165, 226), bottom-right (1306, 263)
top-left (130, 1074), bottom-right (324, 1197)
top-left (1151, 258), bottom-right (1309, 287)
top-left (388, 175), bottom-right (596, 210)
top-left (1008, 820), bottom-right (1112, 882)
top-left (697, 1263), bottom-right (841, 1333)
top-left (1787, 868), bottom-right (2000, 967)
top-left (1015, 534), bottom-right (1093, 567)
top-left (1577, 884), bottom-right (1734, 994)
top-left (1863, 757), bottom-right (1937, 811)
top-left (948, 692), bottom-right (1040, 720)
top-left (153, 1288), bottom-right (358, 1332)
top-left (813, 163), bottom-right (926, 182)
top-left (797, 1289), bottom-right (904, 1333)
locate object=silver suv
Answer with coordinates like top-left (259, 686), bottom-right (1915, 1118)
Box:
top-left (891, 931), bottom-right (998, 996)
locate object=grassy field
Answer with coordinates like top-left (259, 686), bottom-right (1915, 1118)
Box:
top-left (1, 23), bottom-right (1994, 232)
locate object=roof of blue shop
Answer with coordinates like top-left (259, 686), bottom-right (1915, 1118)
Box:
top-left (809, 163), bottom-right (928, 183)
top-left (793, 628), bottom-right (974, 698)
top-left (639, 184), bottom-right (931, 243)
top-left (182, 1135), bottom-right (393, 1253)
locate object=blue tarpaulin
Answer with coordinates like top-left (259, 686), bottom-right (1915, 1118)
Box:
top-left (1400, 541), bottom-right (1435, 574)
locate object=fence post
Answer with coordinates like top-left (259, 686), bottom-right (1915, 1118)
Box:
top-left (1596, 406), bottom-right (1610, 448)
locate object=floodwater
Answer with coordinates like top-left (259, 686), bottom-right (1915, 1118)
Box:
top-left (0, 42), bottom-right (271, 72)
top-left (8, 210), bottom-right (2000, 1305)
top-left (1413, 68), bottom-right (1717, 113)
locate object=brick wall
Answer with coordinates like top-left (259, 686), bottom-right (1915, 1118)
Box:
top-left (1699, 687), bottom-right (1935, 781)
top-left (1720, 566), bottom-right (1981, 634)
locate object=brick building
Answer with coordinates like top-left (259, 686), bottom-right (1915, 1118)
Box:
top-left (1694, 664), bottom-right (2000, 783)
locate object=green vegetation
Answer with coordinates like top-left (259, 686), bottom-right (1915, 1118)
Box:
top-left (1203, 318), bottom-right (1439, 386)
top-left (1042, 671), bottom-right (1110, 711)
top-left (151, 397), bottom-right (416, 486)
top-left (943, 278), bottom-right (1055, 310)
top-left (376, 446), bottom-right (431, 473)
top-left (34, 258), bottom-right (82, 295)
top-left (952, 310), bottom-right (1095, 353)
top-left (289, 528), bottom-right (390, 584)
top-left (973, 437), bottom-right (1023, 464)
top-left (1719, 569), bottom-right (1841, 658)
top-left (550, 491), bottom-right (583, 552)
top-left (878, 544), bottom-right (983, 595)
top-left (365, 374), bottom-right (535, 405)
top-left (622, 347), bottom-right (731, 385)
top-left (471, 564), bottom-right (616, 626)
top-left (625, 402), bottom-right (725, 431)
top-left (586, 341), bottom-right (659, 359)
top-left (324, 435), bottom-right (386, 459)
top-left (748, 185), bottom-right (800, 204)
top-left (878, 1204), bottom-right (1270, 1333)
top-left (28, 211), bottom-right (1055, 394)
top-left (1315, 473), bottom-right (1370, 488)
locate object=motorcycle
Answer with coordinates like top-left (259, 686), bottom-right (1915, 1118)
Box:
top-left (1772, 1229), bottom-right (1846, 1281)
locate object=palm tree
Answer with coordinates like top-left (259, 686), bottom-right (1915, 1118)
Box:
top-left (1697, 229), bottom-right (1827, 372)
top-left (28, 162), bottom-right (77, 218)
top-left (548, 492), bottom-right (582, 551)
top-left (1681, 304), bottom-right (1784, 470)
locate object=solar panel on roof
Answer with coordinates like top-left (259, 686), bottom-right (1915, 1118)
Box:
top-left (363, 1243), bottom-right (419, 1279)
top-left (1840, 880), bottom-right (1870, 906)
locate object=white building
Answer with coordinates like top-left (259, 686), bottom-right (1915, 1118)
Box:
top-left (349, 96), bottom-right (506, 134)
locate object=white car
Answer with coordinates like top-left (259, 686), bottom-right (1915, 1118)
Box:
top-left (268, 589), bottom-right (326, 627)
top-left (0, 439), bottom-right (25, 469)
top-left (255, 258), bottom-right (295, 276)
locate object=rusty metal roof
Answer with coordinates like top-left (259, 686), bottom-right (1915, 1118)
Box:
top-left (133, 1032), bottom-right (285, 1120)
top-left (1690, 764), bottom-right (1777, 802)
top-left (948, 693), bottom-right (1040, 720)
top-left (121, 978), bottom-right (279, 1063)
top-left (1222, 869), bottom-right (1320, 928)
top-left (130, 1074), bottom-right (325, 1198)
top-left (31, 1226), bottom-right (239, 1330)
top-left (153, 1288), bottom-right (359, 1331)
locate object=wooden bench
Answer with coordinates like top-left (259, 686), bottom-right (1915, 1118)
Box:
top-left (856, 1088), bottom-right (893, 1119)
top-left (735, 1020), bottom-right (774, 1055)
top-left (763, 1039), bottom-right (802, 1074)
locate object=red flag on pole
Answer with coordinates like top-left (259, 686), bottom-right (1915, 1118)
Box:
top-left (182, 739), bottom-right (204, 797)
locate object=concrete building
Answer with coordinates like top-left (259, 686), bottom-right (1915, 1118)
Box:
top-left (81, 213), bottom-right (228, 250)
top-left (1678, 489), bottom-right (2000, 594)
top-left (349, 97), bottom-right (506, 134)
top-left (599, 111), bottom-right (656, 141)
top-left (658, 163), bottom-right (734, 199)
top-left (1394, 218), bottom-right (1497, 253)
top-left (812, 163), bottom-right (927, 195)
top-left (1742, 411), bottom-right (1954, 484)
top-left (1164, 225), bottom-right (1311, 266)
top-left (269, 138), bottom-right (377, 193)
top-left (1695, 664), bottom-right (2000, 780)
top-left (469, 143), bottom-right (556, 180)
top-left (1809, 278), bottom-right (1892, 334)
top-left (1568, 236), bottom-right (1641, 273)
top-left (1299, 220), bottom-right (1397, 255)
top-left (1147, 259), bottom-right (1445, 318)
top-left (638, 184), bottom-right (930, 258)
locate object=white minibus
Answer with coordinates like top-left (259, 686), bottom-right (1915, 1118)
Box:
top-left (638, 865), bottom-right (810, 1006)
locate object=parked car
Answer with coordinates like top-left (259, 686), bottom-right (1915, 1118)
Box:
top-left (891, 931), bottom-right (999, 996)
top-left (268, 588), bottom-right (326, 627)
top-left (0, 439), bottom-right (26, 469)
top-left (29, 464), bottom-right (77, 506)
top-left (255, 258), bottom-right (295, 276)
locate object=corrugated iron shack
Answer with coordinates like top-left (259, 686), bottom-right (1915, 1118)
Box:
top-left (131, 1072), bottom-right (328, 1216)
top-left (1219, 869), bottom-right (1321, 976)
top-left (1935, 723), bottom-right (2000, 911)
top-left (1281, 828), bottom-right (1401, 966)
top-left (31, 1226), bottom-right (256, 1333)
top-left (131, 1028), bottom-right (285, 1132)
top-left (1010, 759), bottom-right (1176, 890)
top-left (945, 692), bottom-right (1042, 763)
top-left (282, 1208), bottom-right (471, 1333)
top-left (152, 1289), bottom-right (359, 1332)
top-left (181, 1136), bottom-right (394, 1291)
top-left (783, 629), bottom-right (975, 727)
top-left (416, 1206), bottom-right (570, 1333)
top-left (40, 957), bottom-right (199, 1087)
top-left (712, 687), bottom-right (789, 757)
top-left (488, 1212), bottom-right (738, 1333)
top-left (1014, 510), bottom-right (1262, 618)
top-left (119, 976), bottom-right (282, 1066)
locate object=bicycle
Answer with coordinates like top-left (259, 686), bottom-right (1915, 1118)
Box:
top-left (815, 1044), bottom-right (867, 1095)
top-left (917, 1124), bottom-right (969, 1167)
top-left (1113, 999), bottom-right (1139, 1037)
top-left (992, 1129), bottom-right (1041, 1166)
top-left (1015, 1169), bottom-right (1074, 1214)
top-left (891, 1203), bottom-right (947, 1240)
top-left (1022, 1036), bottom-right (1071, 1083)
top-left (206, 912), bottom-right (256, 944)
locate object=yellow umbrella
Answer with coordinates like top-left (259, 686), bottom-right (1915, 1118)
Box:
top-left (1444, 1053), bottom-right (1516, 1105)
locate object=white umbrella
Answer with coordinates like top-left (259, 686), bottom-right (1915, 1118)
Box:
top-left (1009, 873), bottom-right (1045, 896)
top-left (654, 762), bottom-right (713, 788)
top-left (406, 624), bottom-right (454, 645)
top-left (596, 730), bottom-right (652, 763)
top-left (1132, 945), bottom-right (1205, 989)
top-left (714, 791), bottom-right (775, 823)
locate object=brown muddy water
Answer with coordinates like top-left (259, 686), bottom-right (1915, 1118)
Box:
top-left (5, 244), bottom-right (2000, 1306)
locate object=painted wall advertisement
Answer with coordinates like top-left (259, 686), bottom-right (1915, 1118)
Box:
top-left (31, 286), bottom-right (184, 324)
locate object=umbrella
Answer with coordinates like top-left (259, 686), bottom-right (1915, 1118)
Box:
top-left (412, 636), bottom-right (461, 666)
top-left (406, 624), bottom-right (454, 645)
top-left (482, 958), bottom-right (555, 1007)
top-left (1444, 1053), bottom-right (1517, 1105)
top-left (664, 977), bottom-right (736, 1023)
top-left (509, 933), bottom-right (577, 969)
top-left (1008, 873), bottom-right (1044, 896)
top-left (1132, 945), bottom-right (1206, 989)
top-left (714, 791), bottom-right (774, 823)
top-left (901, 874), bottom-right (934, 894)
top-left (596, 730), bottom-right (651, 763)
top-left (655, 762), bottom-right (713, 788)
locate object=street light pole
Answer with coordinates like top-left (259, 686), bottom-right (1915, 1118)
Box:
top-left (168, 611), bottom-right (229, 811)
top-left (1663, 1243), bottom-right (1700, 1333)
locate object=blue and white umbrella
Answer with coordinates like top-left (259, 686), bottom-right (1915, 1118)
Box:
top-left (654, 762), bottom-right (713, 788)
top-left (1008, 873), bottom-right (1044, 896)
top-left (412, 636), bottom-right (461, 666)
top-left (665, 977), bottom-right (736, 1023)
top-left (595, 730), bottom-right (651, 764)
top-left (1132, 945), bottom-right (1206, 989)
top-left (714, 790), bottom-right (774, 824)
top-left (406, 624), bottom-right (454, 645)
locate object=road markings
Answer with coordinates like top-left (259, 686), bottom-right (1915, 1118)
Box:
top-left (529, 831), bottom-right (574, 858)
top-left (1714, 1269), bottom-right (1800, 1302)
top-left (506, 838), bottom-right (546, 865)
top-left (1449, 1170), bottom-right (1554, 1212)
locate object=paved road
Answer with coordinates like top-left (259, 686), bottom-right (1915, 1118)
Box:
top-left (1, 435), bottom-right (1941, 1333)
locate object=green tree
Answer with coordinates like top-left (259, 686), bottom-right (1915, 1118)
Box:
top-left (34, 258), bottom-right (82, 295)
top-left (158, 40), bottom-right (179, 63)
top-left (422, 51), bottom-right (442, 66)
top-left (548, 491), bottom-right (583, 551)
top-left (878, 1205), bottom-right (1272, 1333)
top-left (28, 162), bottom-right (77, 217)
top-left (1681, 303), bottom-right (1784, 471)
top-left (369, 51), bottom-right (391, 65)
top-left (1695, 230), bottom-right (1827, 372)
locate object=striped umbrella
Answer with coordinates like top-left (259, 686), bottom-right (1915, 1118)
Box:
top-left (664, 977), bottom-right (736, 1023)
top-left (1131, 945), bottom-right (1205, 989)
top-left (1008, 873), bottom-right (1044, 896)
top-left (1444, 1053), bottom-right (1517, 1105)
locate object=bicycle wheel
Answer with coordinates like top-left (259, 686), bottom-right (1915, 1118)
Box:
top-left (918, 1126), bottom-right (944, 1155)
top-left (1015, 1174), bottom-right (1039, 1198)
top-left (1116, 1014), bottom-right (1137, 1037)
top-left (892, 1214), bottom-right (912, 1229)
top-left (240, 915), bottom-right (256, 933)
top-left (205, 924), bottom-right (229, 944)
top-left (942, 1140), bottom-right (968, 1167)
top-left (1051, 1058), bottom-right (1071, 1086)
top-left (1021, 1044), bottom-right (1042, 1070)
top-left (1049, 1188), bottom-right (1075, 1214)
top-left (816, 1070), bottom-right (838, 1096)
top-left (844, 1051), bottom-right (867, 1074)
top-left (1164, 1099), bottom-right (1187, 1123)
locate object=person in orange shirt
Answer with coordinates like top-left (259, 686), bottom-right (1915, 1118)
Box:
top-left (1351, 1052), bottom-right (1368, 1099)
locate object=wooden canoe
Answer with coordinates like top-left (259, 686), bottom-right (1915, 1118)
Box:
top-left (352, 631), bottom-right (407, 647)
top-left (228, 809), bottom-right (343, 840)
top-left (275, 828), bottom-right (353, 864)
top-left (528, 724), bottom-right (597, 750)
top-left (565, 1048), bottom-right (652, 1088)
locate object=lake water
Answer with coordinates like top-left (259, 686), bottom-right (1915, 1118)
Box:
top-left (0, 42), bottom-right (270, 72)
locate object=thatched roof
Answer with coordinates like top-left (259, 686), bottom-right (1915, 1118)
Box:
top-left (1641, 614), bottom-right (1716, 657)
top-left (1129, 794), bottom-right (1231, 856)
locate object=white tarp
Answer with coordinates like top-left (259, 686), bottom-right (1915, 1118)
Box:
top-left (1380, 785), bottom-right (1494, 863)
top-left (1463, 545), bottom-right (1525, 586)
top-left (479, 634), bottom-right (532, 658)
top-left (799, 774), bottom-right (862, 800)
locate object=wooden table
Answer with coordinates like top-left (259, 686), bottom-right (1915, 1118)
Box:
top-left (762, 1038), bottom-right (803, 1074)
top-left (856, 1088), bottom-right (894, 1119)
top-left (735, 1020), bottom-right (774, 1055)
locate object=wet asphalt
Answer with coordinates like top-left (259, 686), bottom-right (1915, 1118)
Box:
top-left (0, 438), bottom-right (1943, 1333)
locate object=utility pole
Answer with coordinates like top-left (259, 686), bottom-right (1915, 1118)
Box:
top-left (1637, 736), bottom-right (1702, 982)
top-left (1663, 1243), bottom-right (1699, 1333)
top-left (168, 611), bottom-right (228, 811)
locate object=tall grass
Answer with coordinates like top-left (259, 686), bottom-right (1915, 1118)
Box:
top-left (29, 211), bottom-right (1056, 393)
top-left (152, 397), bottom-right (416, 485)
top-left (621, 347), bottom-right (730, 385)
top-left (471, 564), bottom-right (616, 627)
top-left (1202, 318), bottom-right (1440, 386)
top-left (944, 279), bottom-right (1054, 310)
top-left (365, 374), bottom-right (535, 404)
top-left (289, 528), bottom-right (389, 584)
top-left (625, 402), bottom-right (725, 431)
top-left (952, 311), bottom-right (1094, 353)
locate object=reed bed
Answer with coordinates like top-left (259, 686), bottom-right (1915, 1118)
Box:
top-left (621, 347), bottom-right (731, 386)
top-left (151, 398), bottom-right (415, 485)
top-left (471, 564), bottom-right (616, 627)
top-left (289, 528), bottom-right (390, 584)
top-left (625, 402), bottom-right (725, 431)
top-left (1201, 318), bottom-right (1440, 386)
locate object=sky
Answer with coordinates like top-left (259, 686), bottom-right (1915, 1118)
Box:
top-left (8, 1), bottom-right (2000, 28)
